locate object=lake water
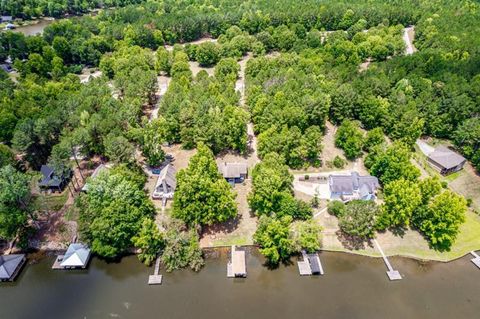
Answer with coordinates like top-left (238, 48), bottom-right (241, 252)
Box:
top-left (0, 249), bottom-right (479, 319)
top-left (12, 20), bottom-right (55, 36)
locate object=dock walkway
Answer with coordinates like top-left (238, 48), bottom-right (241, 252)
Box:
top-left (148, 257), bottom-right (163, 285)
top-left (470, 251), bottom-right (480, 269)
top-left (373, 239), bottom-right (402, 281)
top-left (227, 245), bottom-right (246, 278)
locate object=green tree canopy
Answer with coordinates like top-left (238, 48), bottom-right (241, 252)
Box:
top-left (254, 215), bottom-right (294, 265)
top-left (172, 143), bottom-right (237, 226)
top-left (335, 120), bottom-right (364, 159)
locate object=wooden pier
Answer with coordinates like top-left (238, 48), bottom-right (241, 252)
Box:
top-left (227, 245), bottom-right (246, 278)
top-left (51, 255), bottom-right (65, 270)
top-left (470, 251), bottom-right (480, 269)
top-left (148, 257), bottom-right (163, 285)
top-left (297, 251), bottom-right (324, 276)
top-left (374, 239), bottom-right (402, 281)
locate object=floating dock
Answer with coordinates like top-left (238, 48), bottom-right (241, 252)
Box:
top-left (51, 255), bottom-right (65, 270)
top-left (227, 245), bottom-right (246, 278)
top-left (297, 251), bottom-right (324, 276)
top-left (148, 257), bottom-right (163, 285)
top-left (374, 239), bottom-right (401, 281)
top-left (470, 251), bottom-right (480, 269)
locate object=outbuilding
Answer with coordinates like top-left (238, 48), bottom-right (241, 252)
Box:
top-left (53, 243), bottom-right (91, 269)
top-left (0, 254), bottom-right (26, 281)
top-left (427, 146), bottom-right (466, 175)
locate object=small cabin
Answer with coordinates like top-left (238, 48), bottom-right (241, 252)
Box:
top-left (152, 164), bottom-right (176, 201)
top-left (38, 165), bottom-right (71, 193)
top-left (0, 254), bottom-right (26, 282)
top-left (218, 162), bottom-right (248, 186)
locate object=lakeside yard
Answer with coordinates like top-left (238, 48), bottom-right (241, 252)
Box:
top-left (318, 209), bottom-right (480, 262)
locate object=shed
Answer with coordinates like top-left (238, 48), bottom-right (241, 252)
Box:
top-left (0, 254), bottom-right (26, 281)
top-left (1, 16), bottom-right (12, 22)
top-left (152, 164), bottom-right (176, 200)
top-left (59, 243), bottom-right (91, 269)
top-left (218, 162), bottom-right (248, 185)
top-left (427, 146), bottom-right (466, 175)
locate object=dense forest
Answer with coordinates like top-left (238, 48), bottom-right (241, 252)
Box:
top-left (0, 0), bottom-right (479, 264)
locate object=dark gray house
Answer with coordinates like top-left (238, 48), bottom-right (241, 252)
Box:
top-left (427, 146), bottom-right (466, 175)
top-left (38, 165), bottom-right (71, 193)
top-left (218, 162), bottom-right (248, 186)
top-left (329, 172), bottom-right (379, 201)
top-left (0, 254), bottom-right (26, 281)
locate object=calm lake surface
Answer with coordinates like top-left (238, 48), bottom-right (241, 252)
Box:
top-left (13, 19), bottom-right (55, 36)
top-left (1, 249), bottom-right (479, 319)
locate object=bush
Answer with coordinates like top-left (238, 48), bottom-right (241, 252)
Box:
top-left (328, 200), bottom-right (346, 217)
top-left (332, 155), bottom-right (346, 168)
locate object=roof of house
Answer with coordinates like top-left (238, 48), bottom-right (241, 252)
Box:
top-left (0, 254), bottom-right (25, 280)
top-left (81, 164), bottom-right (108, 191)
top-left (60, 243), bottom-right (91, 267)
top-left (1, 16), bottom-right (12, 21)
top-left (428, 146), bottom-right (466, 170)
top-left (329, 172), bottom-right (379, 194)
top-left (38, 165), bottom-right (63, 188)
top-left (157, 164), bottom-right (177, 189)
top-left (219, 162), bottom-right (248, 179)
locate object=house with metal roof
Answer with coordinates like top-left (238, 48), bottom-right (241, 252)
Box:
top-left (38, 165), bottom-right (71, 193)
top-left (53, 243), bottom-right (91, 269)
top-left (152, 164), bottom-right (176, 202)
top-left (0, 254), bottom-right (26, 281)
top-left (218, 162), bottom-right (248, 186)
top-left (329, 172), bottom-right (379, 201)
top-left (427, 146), bottom-right (466, 175)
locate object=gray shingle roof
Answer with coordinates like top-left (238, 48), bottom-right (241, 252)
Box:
top-left (0, 254), bottom-right (25, 280)
top-left (219, 162), bottom-right (248, 179)
top-left (158, 164), bottom-right (177, 189)
top-left (428, 146), bottom-right (466, 170)
top-left (329, 172), bottom-right (379, 194)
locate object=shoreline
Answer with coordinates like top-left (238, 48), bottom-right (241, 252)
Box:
top-left (18, 244), bottom-right (478, 265)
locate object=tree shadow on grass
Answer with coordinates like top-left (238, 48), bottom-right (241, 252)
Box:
top-left (200, 214), bottom-right (242, 238)
top-left (336, 230), bottom-right (374, 251)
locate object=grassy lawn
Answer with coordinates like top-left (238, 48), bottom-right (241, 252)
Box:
top-left (210, 234), bottom-right (251, 247)
top-left (319, 210), bottom-right (480, 262)
top-left (33, 190), bottom-right (69, 212)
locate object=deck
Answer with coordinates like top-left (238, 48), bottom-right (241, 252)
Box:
top-left (51, 255), bottom-right (64, 270)
top-left (470, 251), bottom-right (480, 269)
top-left (148, 257), bottom-right (163, 285)
top-left (227, 245), bottom-right (246, 278)
top-left (374, 239), bottom-right (402, 281)
top-left (297, 251), bottom-right (324, 276)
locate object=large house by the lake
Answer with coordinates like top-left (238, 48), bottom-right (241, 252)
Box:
top-left (329, 172), bottom-right (379, 201)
